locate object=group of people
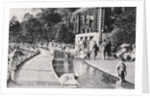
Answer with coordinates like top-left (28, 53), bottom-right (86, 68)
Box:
top-left (8, 46), bottom-right (18, 82)
top-left (75, 38), bottom-right (128, 87)
top-left (75, 37), bottom-right (112, 60)
top-left (100, 39), bottom-right (112, 60)
top-left (8, 43), bottom-right (39, 83)
top-left (48, 40), bottom-right (128, 88)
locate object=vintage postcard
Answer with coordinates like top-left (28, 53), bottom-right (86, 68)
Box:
top-left (1, 0), bottom-right (144, 95)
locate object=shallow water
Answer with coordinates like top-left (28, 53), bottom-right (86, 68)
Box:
top-left (52, 50), bottom-right (134, 89)
top-left (53, 58), bottom-right (118, 88)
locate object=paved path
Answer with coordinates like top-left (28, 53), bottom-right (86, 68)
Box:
top-left (9, 49), bottom-right (60, 87)
top-left (85, 60), bottom-right (135, 84)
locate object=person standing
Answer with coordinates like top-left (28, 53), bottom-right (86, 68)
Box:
top-left (84, 38), bottom-right (90, 59)
top-left (75, 41), bottom-right (80, 59)
top-left (116, 58), bottom-right (127, 87)
top-left (100, 39), bottom-right (106, 60)
top-left (92, 41), bottom-right (99, 60)
top-left (105, 39), bottom-right (112, 59)
top-left (79, 38), bottom-right (84, 50)
top-left (65, 46), bottom-right (70, 62)
top-left (8, 48), bottom-right (18, 82)
top-left (80, 48), bottom-right (85, 60)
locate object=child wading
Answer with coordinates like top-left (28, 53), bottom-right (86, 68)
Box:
top-left (116, 58), bottom-right (127, 87)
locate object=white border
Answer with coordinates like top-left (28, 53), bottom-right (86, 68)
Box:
top-left (1, 0), bottom-right (144, 95)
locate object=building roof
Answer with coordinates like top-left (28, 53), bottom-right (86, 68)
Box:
top-left (73, 8), bottom-right (89, 15)
top-left (72, 8), bottom-right (91, 17)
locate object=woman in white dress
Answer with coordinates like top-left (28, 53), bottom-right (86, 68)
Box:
top-left (100, 39), bottom-right (107, 60)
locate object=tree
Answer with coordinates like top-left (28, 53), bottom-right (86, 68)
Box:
top-left (55, 22), bottom-right (75, 43)
top-left (58, 8), bottom-right (78, 30)
top-left (110, 8), bottom-right (136, 46)
top-left (9, 8), bottom-right (78, 44)
top-left (9, 16), bottom-right (21, 43)
top-left (35, 8), bottom-right (62, 42)
top-left (34, 8), bottom-right (77, 43)
top-left (21, 13), bottom-right (42, 44)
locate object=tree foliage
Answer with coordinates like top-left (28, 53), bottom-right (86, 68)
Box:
top-left (55, 23), bottom-right (75, 43)
top-left (9, 16), bottom-right (21, 43)
top-left (9, 8), bottom-right (78, 44)
top-left (110, 8), bottom-right (136, 46)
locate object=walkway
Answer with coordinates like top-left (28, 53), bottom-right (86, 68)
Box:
top-left (8, 48), bottom-right (60, 87)
top-left (85, 59), bottom-right (135, 84)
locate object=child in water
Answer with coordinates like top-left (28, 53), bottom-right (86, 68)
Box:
top-left (116, 58), bottom-right (127, 87)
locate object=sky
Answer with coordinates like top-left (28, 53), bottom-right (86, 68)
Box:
top-left (10, 8), bottom-right (38, 22)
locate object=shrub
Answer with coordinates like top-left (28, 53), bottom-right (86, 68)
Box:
top-left (110, 28), bottom-right (135, 47)
top-left (110, 8), bottom-right (136, 47)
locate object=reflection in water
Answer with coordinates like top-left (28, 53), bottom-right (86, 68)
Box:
top-left (52, 51), bottom-right (134, 89)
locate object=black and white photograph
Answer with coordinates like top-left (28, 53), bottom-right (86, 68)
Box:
top-left (7, 7), bottom-right (136, 89)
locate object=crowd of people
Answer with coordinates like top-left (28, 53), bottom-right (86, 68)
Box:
top-left (74, 37), bottom-right (135, 62)
top-left (7, 38), bottom-right (135, 88)
top-left (74, 38), bottom-right (135, 87)
top-left (75, 38), bottom-right (112, 60)
top-left (36, 39), bottom-right (135, 88)
top-left (45, 37), bottom-right (135, 62)
top-left (8, 43), bottom-right (40, 83)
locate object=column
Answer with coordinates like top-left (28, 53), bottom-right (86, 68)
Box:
top-left (77, 14), bottom-right (81, 34)
top-left (98, 8), bottom-right (104, 43)
top-left (122, 7), bottom-right (125, 12)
